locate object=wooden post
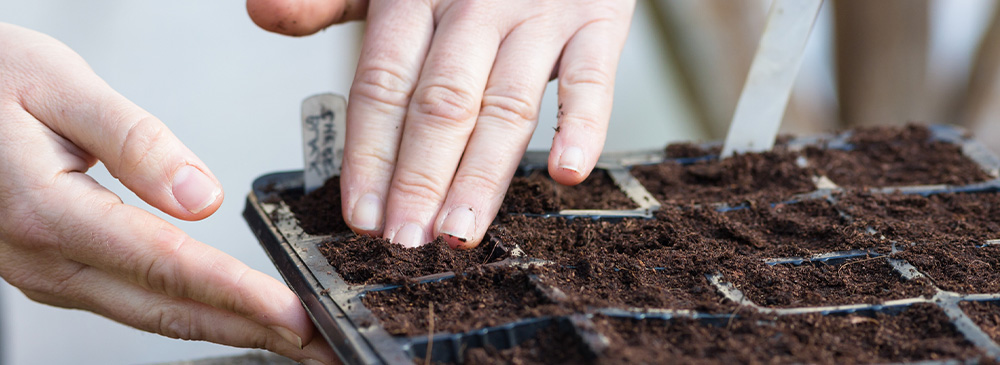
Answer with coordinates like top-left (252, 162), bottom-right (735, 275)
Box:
top-left (834, 0), bottom-right (930, 128)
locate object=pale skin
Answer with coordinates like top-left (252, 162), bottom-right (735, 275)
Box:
top-left (0, 24), bottom-right (337, 364)
top-left (0, 0), bottom-right (634, 363)
top-left (247, 0), bottom-right (637, 249)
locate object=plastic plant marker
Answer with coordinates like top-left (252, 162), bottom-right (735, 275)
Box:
top-left (721, 0), bottom-right (824, 158)
top-left (302, 93), bottom-right (347, 193)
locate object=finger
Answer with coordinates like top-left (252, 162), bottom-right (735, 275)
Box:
top-left (247, 0), bottom-right (368, 36)
top-left (13, 261), bottom-right (337, 364)
top-left (15, 32), bottom-right (222, 221)
top-left (433, 25), bottom-right (566, 249)
top-left (340, 0), bottom-right (435, 235)
top-left (548, 9), bottom-right (634, 185)
top-left (44, 172), bottom-right (314, 349)
top-left (383, 5), bottom-right (504, 247)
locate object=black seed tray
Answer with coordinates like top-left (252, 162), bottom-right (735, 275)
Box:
top-left (244, 125), bottom-right (1000, 364)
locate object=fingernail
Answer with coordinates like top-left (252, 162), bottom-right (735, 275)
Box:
top-left (172, 165), bottom-right (221, 214)
top-left (440, 205), bottom-right (475, 243)
top-left (392, 223), bottom-right (424, 248)
top-left (558, 146), bottom-right (584, 174)
top-left (269, 325), bottom-right (302, 349)
top-left (301, 359), bottom-right (324, 365)
top-left (351, 193), bottom-right (382, 231)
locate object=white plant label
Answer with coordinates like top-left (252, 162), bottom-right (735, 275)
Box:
top-left (302, 93), bottom-right (347, 194)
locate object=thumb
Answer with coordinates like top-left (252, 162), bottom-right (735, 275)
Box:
top-left (247, 0), bottom-right (368, 36)
top-left (14, 27), bottom-right (222, 220)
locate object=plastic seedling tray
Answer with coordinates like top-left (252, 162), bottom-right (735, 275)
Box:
top-left (244, 124), bottom-right (1000, 364)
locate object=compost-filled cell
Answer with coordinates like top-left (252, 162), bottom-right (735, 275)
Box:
top-left (496, 206), bottom-right (738, 265)
top-left (629, 149), bottom-right (816, 206)
top-left (898, 242), bottom-right (1000, 294)
top-left (805, 125), bottom-right (991, 188)
top-left (361, 268), bottom-right (567, 336)
top-left (499, 169), bottom-right (637, 215)
top-left (725, 257), bottom-right (935, 308)
top-left (712, 199), bottom-right (882, 257)
top-left (960, 301), bottom-right (1000, 344)
top-left (593, 305), bottom-right (980, 364)
top-left (282, 176), bottom-right (351, 235)
top-left (839, 191), bottom-right (1000, 247)
top-left (533, 260), bottom-right (732, 312)
top-left (456, 322), bottom-right (590, 365)
top-left (317, 234), bottom-right (508, 285)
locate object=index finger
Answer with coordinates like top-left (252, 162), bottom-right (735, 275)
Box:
top-left (47, 172), bottom-right (314, 348)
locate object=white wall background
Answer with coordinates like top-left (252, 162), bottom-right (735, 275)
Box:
top-left (0, 1), bottom-right (700, 364)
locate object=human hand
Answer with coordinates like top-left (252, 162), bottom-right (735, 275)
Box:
top-left (247, 0), bottom-right (636, 249)
top-left (0, 24), bottom-right (337, 364)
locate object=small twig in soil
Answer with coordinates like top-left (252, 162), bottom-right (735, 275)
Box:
top-left (484, 240), bottom-right (500, 264)
top-left (424, 302), bottom-right (435, 365)
top-left (835, 255), bottom-right (885, 276)
top-left (727, 304), bottom-right (745, 330)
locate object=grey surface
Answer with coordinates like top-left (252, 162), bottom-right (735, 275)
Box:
top-left (152, 351), bottom-right (297, 365)
top-left (0, 1), bottom-right (699, 364)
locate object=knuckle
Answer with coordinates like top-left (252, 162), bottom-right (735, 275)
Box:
top-left (453, 166), bottom-right (505, 196)
top-left (115, 115), bottom-right (168, 180)
top-left (256, 329), bottom-right (285, 352)
top-left (3, 269), bottom-right (48, 296)
top-left (8, 263), bottom-right (87, 309)
top-left (393, 170), bottom-right (448, 204)
top-left (151, 304), bottom-right (195, 340)
top-left (445, 0), bottom-right (497, 21)
top-left (47, 264), bottom-right (88, 298)
top-left (19, 288), bottom-right (53, 305)
top-left (221, 266), bottom-right (251, 314)
top-left (352, 66), bottom-right (414, 109)
top-left (479, 91), bottom-right (538, 130)
top-left (139, 224), bottom-right (188, 297)
top-left (1, 181), bottom-right (67, 248)
top-left (559, 112), bottom-right (604, 133)
top-left (19, 288), bottom-right (75, 309)
top-left (412, 83), bottom-right (479, 126)
top-left (345, 145), bottom-right (396, 173)
top-left (560, 60), bottom-right (613, 91)
top-left (582, 2), bottom-right (628, 19)
top-left (1, 206), bottom-right (54, 246)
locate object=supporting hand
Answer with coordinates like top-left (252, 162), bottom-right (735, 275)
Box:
top-left (0, 23), bottom-right (337, 364)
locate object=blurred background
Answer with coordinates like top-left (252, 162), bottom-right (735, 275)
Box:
top-left (1, 0), bottom-right (999, 363)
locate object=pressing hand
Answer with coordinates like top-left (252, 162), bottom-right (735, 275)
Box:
top-left (248, 0), bottom-right (637, 249)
